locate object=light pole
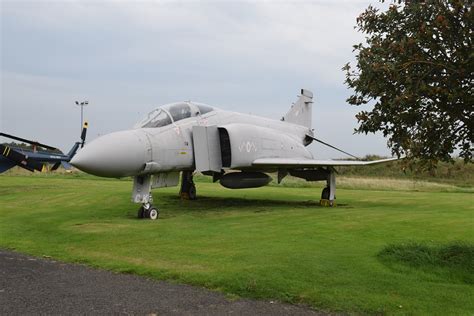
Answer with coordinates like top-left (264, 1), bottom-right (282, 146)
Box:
top-left (75, 100), bottom-right (89, 131)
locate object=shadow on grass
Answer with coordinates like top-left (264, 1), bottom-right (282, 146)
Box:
top-left (125, 193), bottom-right (350, 219)
top-left (378, 241), bottom-right (474, 284)
top-left (163, 194), bottom-right (349, 210)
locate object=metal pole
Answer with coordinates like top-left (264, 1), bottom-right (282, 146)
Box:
top-left (80, 105), bottom-right (83, 132)
top-left (75, 100), bottom-right (88, 133)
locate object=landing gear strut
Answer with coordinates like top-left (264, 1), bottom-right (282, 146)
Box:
top-left (133, 175), bottom-right (160, 220)
top-left (320, 170), bottom-right (336, 207)
top-left (179, 171), bottom-right (197, 200)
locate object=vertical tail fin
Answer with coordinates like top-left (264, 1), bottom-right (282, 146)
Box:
top-left (282, 89), bottom-right (313, 129)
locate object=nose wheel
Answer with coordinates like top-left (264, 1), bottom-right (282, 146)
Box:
top-left (132, 176), bottom-right (160, 220)
top-left (137, 203), bottom-right (159, 220)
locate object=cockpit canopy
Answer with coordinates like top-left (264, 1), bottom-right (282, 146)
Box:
top-left (135, 102), bottom-right (215, 129)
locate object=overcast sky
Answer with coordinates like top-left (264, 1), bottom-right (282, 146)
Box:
top-left (1, 0), bottom-right (391, 159)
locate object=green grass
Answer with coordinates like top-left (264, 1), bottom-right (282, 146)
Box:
top-left (378, 242), bottom-right (474, 284)
top-left (0, 174), bottom-right (473, 315)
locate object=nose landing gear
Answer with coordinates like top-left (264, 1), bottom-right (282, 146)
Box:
top-left (132, 175), bottom-right (160, 220)
top-left (132, 171), bottom-right (196, 220)
top-left (137, 202), bottom-right (159, 220)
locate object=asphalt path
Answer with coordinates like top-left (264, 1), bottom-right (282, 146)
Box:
top-left (0, 250), bottom-right (325, 315)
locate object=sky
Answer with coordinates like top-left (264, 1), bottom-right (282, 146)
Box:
top-left (1, 0), bottom-right (392, 159)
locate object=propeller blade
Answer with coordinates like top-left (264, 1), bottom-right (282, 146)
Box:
top-left (0, 132), bottom-right (58, 151)
top-left (0, 144), bottom-right (45, 172)
top-left (307, 135), bottom-right (359, 159)
top-left (80, 122), bottom-right (88, 148)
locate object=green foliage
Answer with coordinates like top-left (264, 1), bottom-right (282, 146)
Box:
top-left (1, 175), bottom-right (473, 314)
top-left (344, 0), bottom-right (473, 167)
top-left (336, 156), bottom-right (474, 186)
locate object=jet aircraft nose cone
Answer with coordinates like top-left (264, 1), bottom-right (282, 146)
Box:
top-left (71, 130), bottom-right (148, 177)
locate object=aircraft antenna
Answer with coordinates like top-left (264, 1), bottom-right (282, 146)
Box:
top-left (307, 135), bottom-right (359, 159)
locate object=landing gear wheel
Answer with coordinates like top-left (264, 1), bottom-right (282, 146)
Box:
top-left (180, 171), bottom-right (197, 200)
top-left (321, 187), bottom-right (335, 200)
top-left (188, 184), bottom-right (197, 200)
top-left (321, 187), bottom-right (329, 200)
top-left (146, 207), bottom-right (159, 220)
top-left (137, 206), bottom-right (145, 219)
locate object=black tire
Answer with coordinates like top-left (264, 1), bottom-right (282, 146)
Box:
top-left (137, 206), bottom-right (145, 219)
top-left (147, 207), bottom-right (159, 220)
top-left (188, 184), bottom-right (197, 200)
top-left (321, 187), bottom-right (329, 200)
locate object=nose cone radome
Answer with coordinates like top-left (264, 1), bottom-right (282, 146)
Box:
top-left (71, 130), bottom-right (147, 177)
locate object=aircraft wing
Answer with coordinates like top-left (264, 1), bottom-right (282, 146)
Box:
top-left (252, 157), bottom-right (398, 168)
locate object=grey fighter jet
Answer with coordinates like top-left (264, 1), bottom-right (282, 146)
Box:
top-left (71, 89), bottom-right (397, 220)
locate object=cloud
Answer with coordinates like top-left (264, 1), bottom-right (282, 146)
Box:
top-left (1, 0), bottom-right (391, 158)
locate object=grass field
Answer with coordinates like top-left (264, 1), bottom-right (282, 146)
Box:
top-left (0, 174), bottom-right (473, 315)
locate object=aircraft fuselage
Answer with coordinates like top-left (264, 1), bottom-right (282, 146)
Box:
top-left (72, 106), bottom-right (312, 178)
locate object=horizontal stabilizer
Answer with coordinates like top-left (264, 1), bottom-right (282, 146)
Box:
top-left (252, 157), bottom-right (399, 168)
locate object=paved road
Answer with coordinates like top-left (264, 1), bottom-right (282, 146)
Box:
top-left (0, 250), bottom-right (325, 315)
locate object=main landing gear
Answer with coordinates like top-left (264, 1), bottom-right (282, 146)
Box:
top-left (179, 171), bottom-right (197, 200)
top-left (320, 170), bottom-right (336, 207)
top-left (288, 167), bottom-right (337, 207)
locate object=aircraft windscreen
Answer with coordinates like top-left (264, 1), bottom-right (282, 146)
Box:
top-left (136, 109), bottom-right (172, 128)
top-left (135, 102), bottom-right (216, 128)
top-left (196, 104), bottom-right (214, 115)
top-left (166, 103), bottom-right (192, 122)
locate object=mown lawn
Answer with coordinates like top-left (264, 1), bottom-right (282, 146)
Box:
top-left (0, 175), bottom-right (472, 315)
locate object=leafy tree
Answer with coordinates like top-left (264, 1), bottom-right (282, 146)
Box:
top-left (344, 0), bottom-right (473, 168)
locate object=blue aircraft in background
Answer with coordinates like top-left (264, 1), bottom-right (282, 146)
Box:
top-left (0, 122), bottom-right (88, 173)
